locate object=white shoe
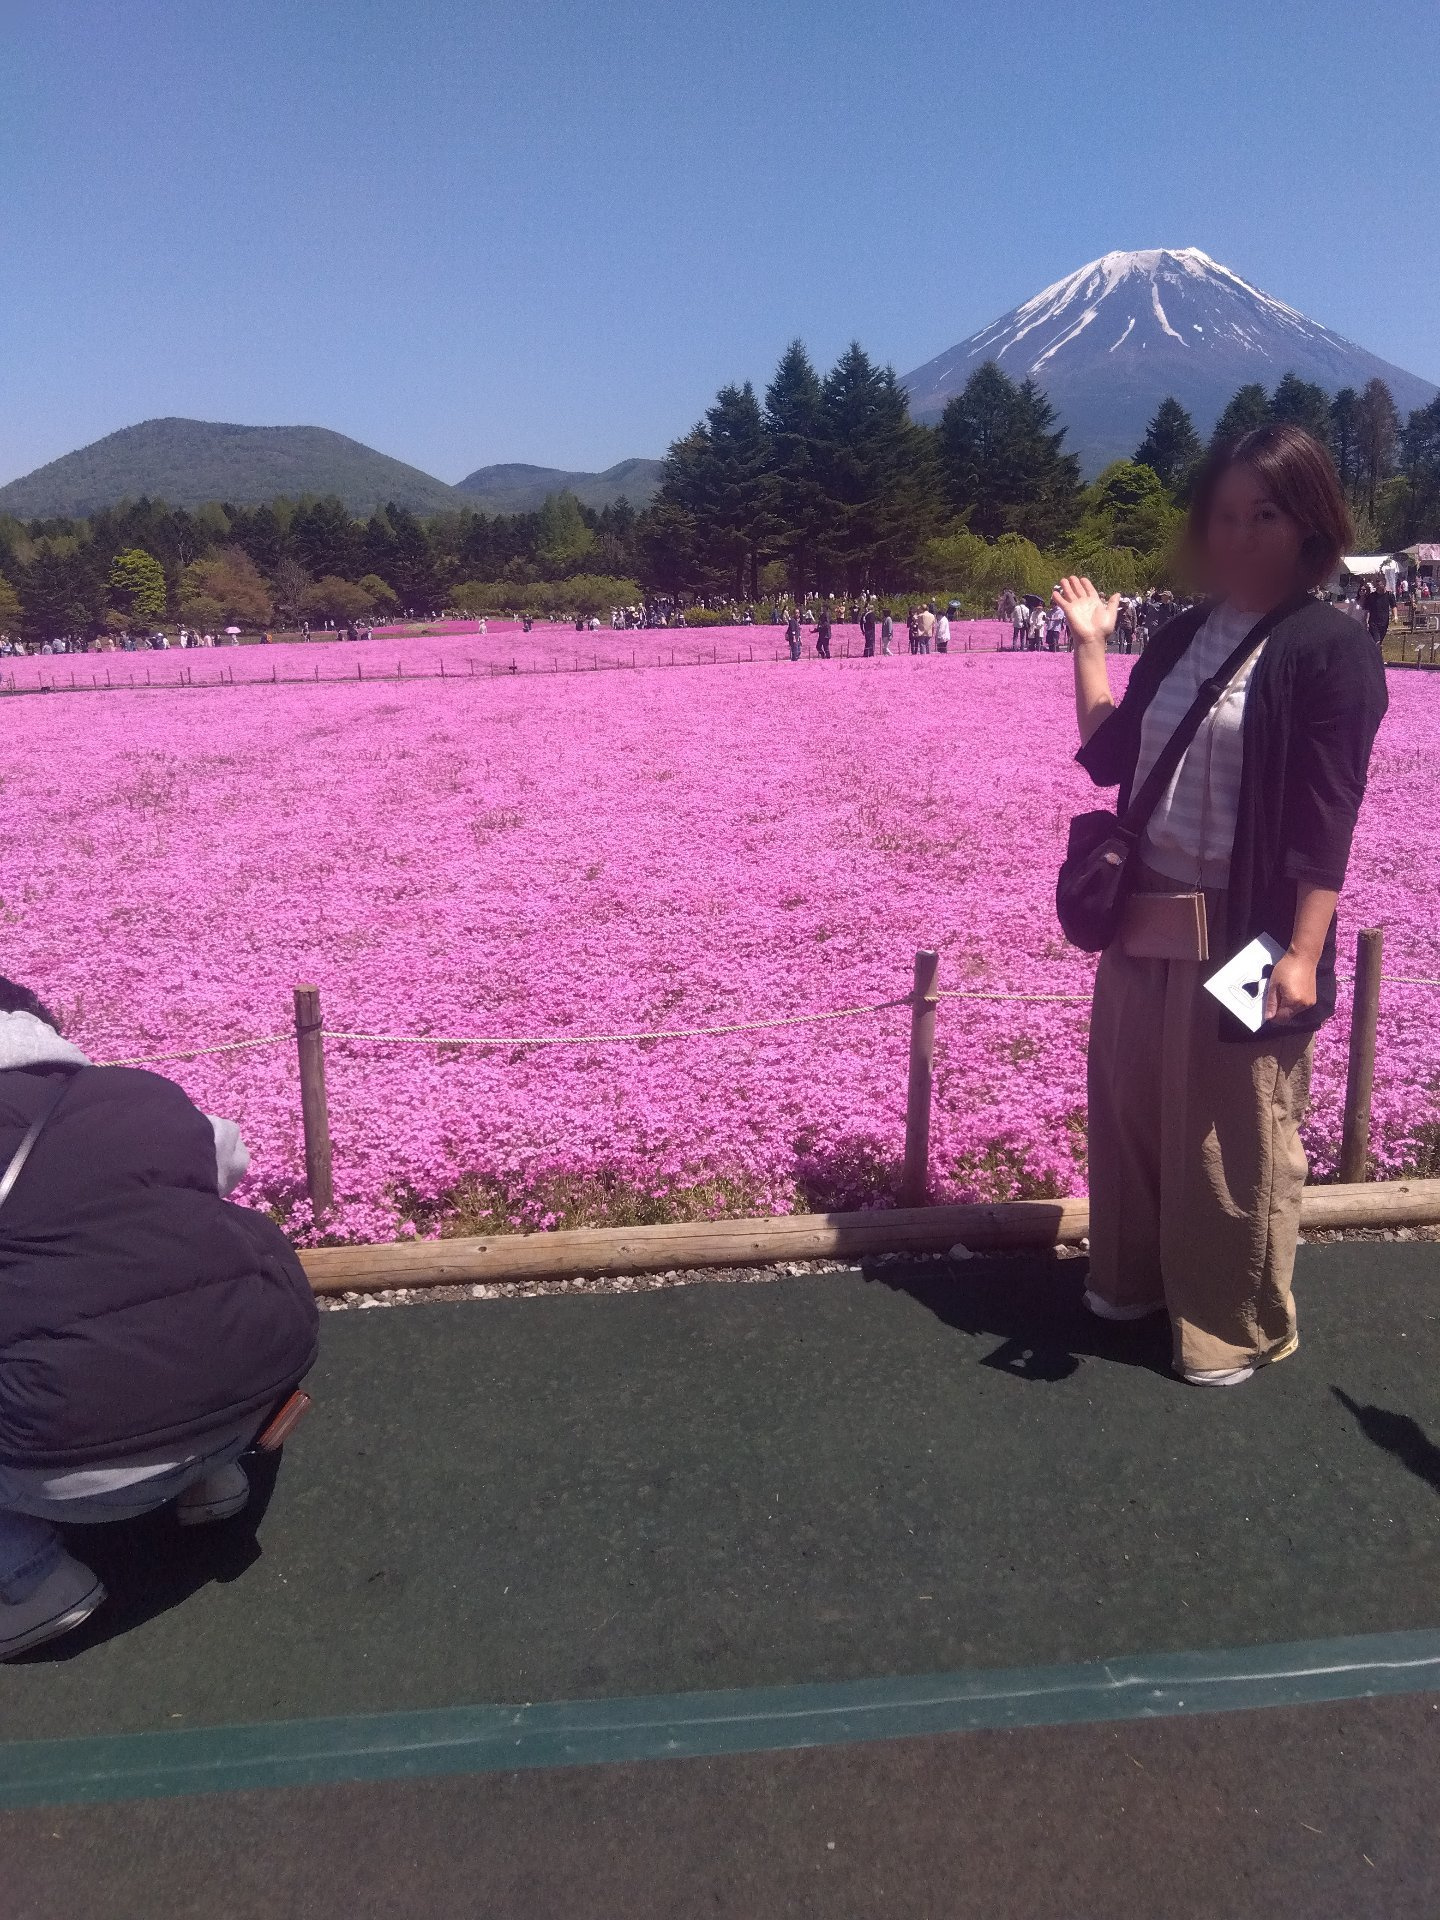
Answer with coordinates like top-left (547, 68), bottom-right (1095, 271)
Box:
top-left (176, 1462), bottom-right (250, 1527)
top-left (1183, 1364), bottom-right (1254, 1387)
top-left (1083, 1289), bottom-right (1166, 1322)
top-left (0, 1552), bottom-right (106, 1659)
top-left (1183, 1328), bottom-right (1298, 1388)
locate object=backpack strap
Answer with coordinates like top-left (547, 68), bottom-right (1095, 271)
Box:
top-left (0, 1073), bottom-right (74, 1214)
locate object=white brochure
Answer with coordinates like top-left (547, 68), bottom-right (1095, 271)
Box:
top-left (1204, 934), bottom-right (1286, 1033)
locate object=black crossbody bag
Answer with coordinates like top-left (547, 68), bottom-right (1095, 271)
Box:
top-left (1055, 599), bottom-right (1301, 954)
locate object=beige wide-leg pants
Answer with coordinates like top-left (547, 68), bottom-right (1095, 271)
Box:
top-left (1086, 888), bottom-right (1314, 1376)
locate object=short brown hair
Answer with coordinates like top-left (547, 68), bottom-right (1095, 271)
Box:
top-left (1184, 421), bottom-right (1354, 589)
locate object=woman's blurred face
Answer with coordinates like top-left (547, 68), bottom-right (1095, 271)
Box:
top-left (1203, 463), bottom-right (1308, 610)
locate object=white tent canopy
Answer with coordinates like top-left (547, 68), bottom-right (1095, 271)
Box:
top-left (1340, 554), bottom-right (1397, 576)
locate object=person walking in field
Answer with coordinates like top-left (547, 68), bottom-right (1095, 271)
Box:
top-left (935, 608), bottom-right (951, 653)
top-left (1114, 598), bottom-right (1136, 653)
top-left (881, 609), bottom-right (894, 656)
top-left (786, 610), bottom-right (803, 661)
top-left (815, 607), bottom-right (832, 658)
top-left (861, 606), bottom-right (877, 656)
top-left (1365, 576), bottom-right (1395, 649)
top-left (918, 604), bottom-right (936, 653)
top-left (1056, 423), bottom-right (1387, 1387)
top-left (0, 977), bottom-right (319, 1656)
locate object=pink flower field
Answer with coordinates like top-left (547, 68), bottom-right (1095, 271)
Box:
top-left (3, 618), bottom-right (1013, 693)
top-left (6, 650), bottom-right (1438, 1243)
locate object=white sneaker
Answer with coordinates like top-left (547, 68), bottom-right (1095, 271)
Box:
top-left (0, 1552), bottom-right (106, 1660)
top-left (176, 1462), bottom-right (250, 1527)
top-left (1184, 1329), bottom-right (1298, 1388)
top-left (1183, 1364), bottom-right (1254, 1387)
top-left (1083, 1289), bottom-right (1166, 1322)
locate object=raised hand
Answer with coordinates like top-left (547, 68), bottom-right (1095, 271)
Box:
top-left (1054, 576), bottom-right (1119, 649)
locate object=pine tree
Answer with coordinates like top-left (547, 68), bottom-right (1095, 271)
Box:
top-left (383, 504), bottom-right (442, 609)
top-left (290, 497), bottom-right (358, 579)
top-left (19, 543), bottom-right (106, 643)
top-left (654, 383), bottom-right (774, 598)
top-left (1329, 388), bottom-right (1361, 497)
top-left (1133, 398), bottom-right (1202, 491)
top-left (1400, 396), bottom-right (1440, 536)
top-left (1270, 372), bottom-right (1333, 447)
top-left (817, 344), bottom-right (942, 592)
top-left (1355, 378), bottom-right (1401, 516)
top-left (1211, 383), bottom-right (1272, 445)
top-left (763, 341), bottom-right (833, 600)
top-left (937, 364), bottom-right (1080, 545)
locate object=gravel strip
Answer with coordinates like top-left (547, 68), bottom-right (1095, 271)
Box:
top-left (313, 1224), bottom-right (1437, 1311)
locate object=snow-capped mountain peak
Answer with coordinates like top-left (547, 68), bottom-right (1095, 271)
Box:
top-left (901, 247), bottom-right (1436, 473)
top-left (961, 247), bottom-right (1319, 375)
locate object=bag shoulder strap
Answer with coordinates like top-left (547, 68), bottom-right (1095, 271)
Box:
top-left (0, 1072), bottom-right (75, 1215)
top-left (1120, 595), bottom-right (1305, 836)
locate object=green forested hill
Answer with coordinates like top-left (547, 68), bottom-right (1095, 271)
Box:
top-left (456, 457), bottom-right (663, 513)
top-left (0, 418), bottom-right (464, 517)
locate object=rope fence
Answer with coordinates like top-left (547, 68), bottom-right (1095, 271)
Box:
top-left (2, 628), bottom-right (1017, 700)
top-left (81, 929), bottom-right (1434, 1219)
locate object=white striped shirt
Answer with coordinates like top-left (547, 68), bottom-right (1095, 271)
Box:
top-left (1134, 603), bottom-right (1265, 890)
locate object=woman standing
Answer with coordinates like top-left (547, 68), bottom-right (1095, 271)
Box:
top-left (1056, 424), bottom-right (1387, 1386)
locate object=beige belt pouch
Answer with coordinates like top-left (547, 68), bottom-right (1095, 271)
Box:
top-left (1118, 890), bottom-right (1209, 962)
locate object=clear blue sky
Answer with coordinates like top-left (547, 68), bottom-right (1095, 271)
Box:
top-left (3, 0), bottom-right (1434, 487)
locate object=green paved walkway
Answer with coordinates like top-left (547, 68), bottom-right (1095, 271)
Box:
top-left (3, 1241), bottom-right (1440, 1916)
top-left (6, 1242), bottom-right (1440, 1740)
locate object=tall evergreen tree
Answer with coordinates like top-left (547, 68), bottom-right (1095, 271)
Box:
top-left (1329, 388), bottom-right (1361, 498)
top-left (1399, 396), bottom-right (1440, 537)
top-left (380, 504), bottom-right (442, 609)
top-left (817, 344), bottom-right (941, 592)
top-left (1270, 371), bottom-right (1334, 447)
top-left (18, 543), bottom-right (107, 643)
top-left (1355, 378), bottom-right (1401, 516)
top-left (654, 383), bottom-right (774, 598)
top-left (937, 364), bottom-right (1080, 546)
top-left (290, 497), bottom-right (358, 579)
top-left (1211, 383), bottom-right (1272, 445)
top-left (763, 341), bottom-right (833, 600)
top-left (1133, 397), bottom-right (1202, 492)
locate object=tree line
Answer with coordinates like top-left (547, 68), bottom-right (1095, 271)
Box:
top-left (3, 352), bottom-right (1438, 642)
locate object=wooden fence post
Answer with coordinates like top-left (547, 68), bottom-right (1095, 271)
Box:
top-left (293, 985), bottom-right (334, 1217)
top-left (1339, 928), bottom-right (1384, 1184)
top-left (901, 949), bottom-right (940, 1206)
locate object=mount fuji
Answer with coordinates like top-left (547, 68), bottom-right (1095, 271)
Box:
top-left (901, 248), bottom-right (1437, 475)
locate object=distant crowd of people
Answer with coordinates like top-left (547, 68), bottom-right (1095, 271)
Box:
top-left (996, 587), bottom-right (1199, 654)
top-left (1, 625), bottom-right (246, 658)
top-left (7, 574), bottom-right (1433, 661)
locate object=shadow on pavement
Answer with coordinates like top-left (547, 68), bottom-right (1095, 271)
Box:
top-left (11, 1448), bottom-right (284, 1664)
top-left (1332, 1388), bottom-right (1440, 1496)
top-left (862, 1251), bottom-right (1175, 1383)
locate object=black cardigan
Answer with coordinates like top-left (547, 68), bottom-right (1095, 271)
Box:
top-left (1075, 598), bottom-right (1389, 1038)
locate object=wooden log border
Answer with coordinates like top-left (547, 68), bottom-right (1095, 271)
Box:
top-left (300, 1178), bottom-right (1440, 1295)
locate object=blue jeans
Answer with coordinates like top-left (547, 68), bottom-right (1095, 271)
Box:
top-left (0, 1430), bottom-right (254, 1603)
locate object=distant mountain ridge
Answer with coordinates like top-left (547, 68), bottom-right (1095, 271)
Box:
top-left (902, 248), bottom-right (1438, 473)
top-left (0, 420), bottom-right (665, 521)
top-left (455, 458), bottom-right (663, 513)
top-left (0, 418), bottom-right (466, 518)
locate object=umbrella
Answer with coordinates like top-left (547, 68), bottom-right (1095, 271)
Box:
top-left (225, 625), bottom-right (241, 635)
top-left (1022, 593), bottom-right (1044, 609)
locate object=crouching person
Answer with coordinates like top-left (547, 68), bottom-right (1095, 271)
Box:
top-left (0, 978), bottom-right (319, 1658)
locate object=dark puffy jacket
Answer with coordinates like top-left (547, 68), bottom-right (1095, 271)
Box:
top-left (0, 1063), bottom-right (318, 1469)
